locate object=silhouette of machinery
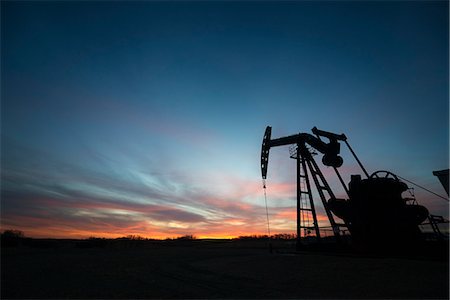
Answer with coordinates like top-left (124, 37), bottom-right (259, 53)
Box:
top-left (261, 126), bottom-right (430, 247)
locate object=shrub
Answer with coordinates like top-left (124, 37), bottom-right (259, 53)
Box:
top-left (1, 229), bottom-right (25, 247)
top-left (176, 235), bottom-right (196, 240)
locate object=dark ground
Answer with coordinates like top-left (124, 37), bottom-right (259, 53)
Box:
top-left (1, 239), bottom-right (449, 299)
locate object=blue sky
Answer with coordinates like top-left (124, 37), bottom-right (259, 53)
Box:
top-left (1, 1), bottom-right (448, 238)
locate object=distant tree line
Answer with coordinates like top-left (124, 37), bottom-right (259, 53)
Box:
top-left (1, 229), bottom-right (26, 247)
top-left (234, 233), bottom-right (296, 240)
top-left (0, 230), bottom-right (201, 248)
top-left (2, 229), bottom-right (298, 249)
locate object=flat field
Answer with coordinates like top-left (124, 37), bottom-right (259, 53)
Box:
top-left (1, 240), bottom-right (449, 299)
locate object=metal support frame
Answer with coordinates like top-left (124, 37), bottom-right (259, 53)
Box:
top-left (300, 153), bottom-right (321, 239)
top-left (295, 144), bottom-right (322, 249)
top-left (292, 143), bottom-right (345, 244)
top-left (299, 145), bottom-right (344, 241)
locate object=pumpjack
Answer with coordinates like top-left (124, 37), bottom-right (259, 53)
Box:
top-left (261, 126), bottom-right (430, 247)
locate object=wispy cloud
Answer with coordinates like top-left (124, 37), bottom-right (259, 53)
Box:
top-left (1, 136), bottom-right (310, 238)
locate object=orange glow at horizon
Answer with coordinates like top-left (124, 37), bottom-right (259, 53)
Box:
top-left (0, 225), bottom-right (284, 240)
top-left (1, 169), bottom-right (441, 240)
top-left (1, 211), bottom-right (317, 240)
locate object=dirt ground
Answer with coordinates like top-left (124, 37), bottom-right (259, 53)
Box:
top-left (1, 240), bottom-right (449, 299)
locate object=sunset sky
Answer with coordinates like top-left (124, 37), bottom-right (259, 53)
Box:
top-left (2, 1), bottom-right (448, 239)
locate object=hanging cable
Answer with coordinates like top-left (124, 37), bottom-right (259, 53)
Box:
top-left (397, 175), bottom-right (449, 202)
top-left (263, 179), bottom-right (271, 236)
top-left (262, 179), bottom-right (273, 253)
